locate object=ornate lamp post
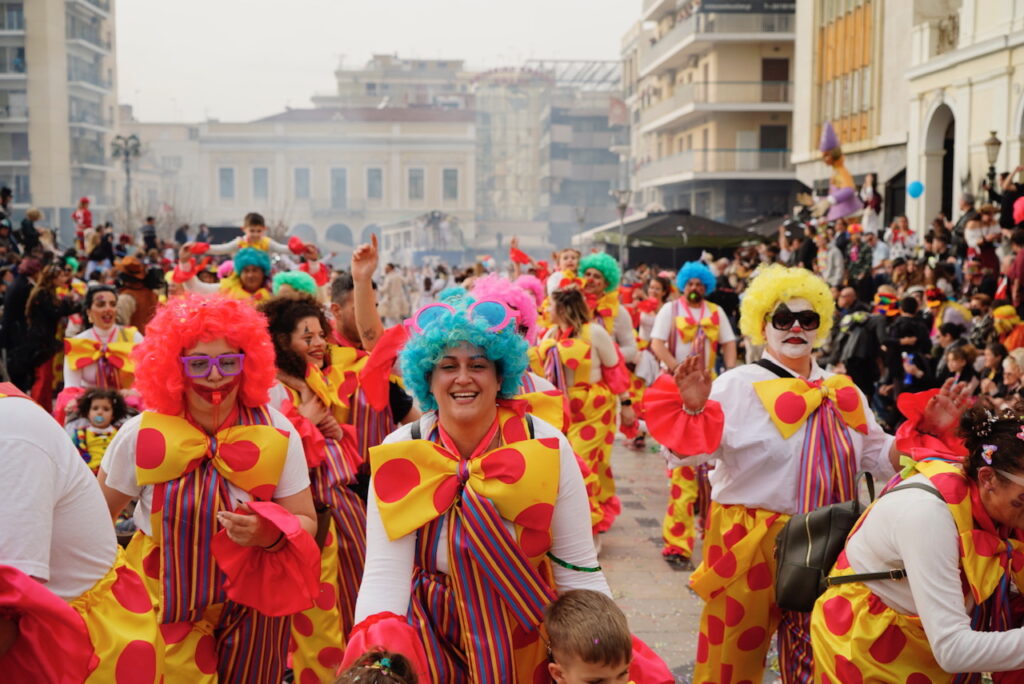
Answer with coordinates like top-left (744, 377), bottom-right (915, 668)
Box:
top-left (111, 134), bottom-right (141, 226)
top-left (984, 131), bottom-right (1002, 200)
top-left (610, 188), bottom-right (632, 269)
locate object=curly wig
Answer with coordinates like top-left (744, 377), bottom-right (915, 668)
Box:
top-left (578, 252), bottom-right (620, 292)
top-left (739, 264), bottom-right (835, 347)
top-left (436, 286), bottom-right (469, 304)
top-left (217, 260), bottom-right (235, 279)
top-left (399, 302), bottom-right (529, 411)
top-left (470, 274), bottom-right (539, 344)
top-left (514, 274), bottom-right (545, 307)
top-left (272, 270), bottom-right (318, 297)
top-left (234, 247), bottom-right (272, 276)
top-left (994, 305), bottom-right (1020, 335)
top-left (676, 261), bottom-right (716, 295)
top-left (132, 293), bottom-right (277, 415)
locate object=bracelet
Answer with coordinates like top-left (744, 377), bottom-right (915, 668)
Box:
top-left (547, 551), bottom-right (601, 573)
top-left (683, 405), bottom-right (705, 416)
top-left (262, 531), bottom-right (285, 550)
top-left (620, 399), bottom-right (633, 406)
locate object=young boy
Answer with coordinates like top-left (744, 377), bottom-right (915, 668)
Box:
top-left (546, 248), bottom-right (581, 295)
top-left (186, 211), bottom-right (307, 258)
top-left (546, 590), bottom-right (632, 684)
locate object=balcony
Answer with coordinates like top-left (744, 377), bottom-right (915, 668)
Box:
top-left (640, 12), bottom-right (795, 78)
top-left (642, 0), bottom-right (675, 22)
top-left (0, 105), bottom-right (27, 121)
top-left (69, 112), bottom-right (113, 131)
top-left (68, 73), bottom-right (112, 93)
top-left (66, 0), bottom-right (111, 17)
top-left (640, 81), bottom-right (792, 133)
top-left (66, 30), bottom-right (111, 54)
top-left (634, 148), bottom-right (793, 188)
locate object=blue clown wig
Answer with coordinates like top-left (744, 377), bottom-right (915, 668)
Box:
top-left (676, 261), bottom-right (716, 295)
top-left (399, 303), bottom-right (529, 412)
top-left (578, 252), bottom-right (621, 292)
top-left (234, 247), bottom-right (272, 276)
top-left (437, 286), bottom-right (469, 304)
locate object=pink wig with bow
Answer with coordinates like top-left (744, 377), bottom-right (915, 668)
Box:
top-left (471, 274), bottom-right (539, 344)
top-left (514, 274), bottom-right (545, 308)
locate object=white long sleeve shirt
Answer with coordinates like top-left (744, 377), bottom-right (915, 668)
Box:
top-left (667, 352), bottom-right (895, 515)
top-left (845, 474), bottom-right (1024, 673)
top-left (354, 412), bottom-right (610, 623)
top-left (650, 300), bottom-right (736, 363)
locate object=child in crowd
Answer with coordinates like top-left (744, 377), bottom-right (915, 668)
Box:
top-left (70, 388), bottom-right (126, 473)
top-left (186, 211), bottom-right (307, 258)
top-left (334, 648), bottom-right (418, 684)
top-left (937, 344), bottom-right (979, 390)
top-left (546, 589), bottom-right (632, 684)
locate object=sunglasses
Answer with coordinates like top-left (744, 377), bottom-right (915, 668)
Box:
top-left (769, 309), bottom-right (821, 332)
top-left (179, 353), bottom-right (245, 379)
top-left (405, 299), bottom-right (518, 335)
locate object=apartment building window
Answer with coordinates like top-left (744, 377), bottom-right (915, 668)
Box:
top-left (331, 168), bottom-right (347, 209)
top-left (0, 46), bottom-right (24, 73)
top-left (294, 167), bottom-right (310, 199)
top-left (366, 168), bottom-right (383, 199)
top-left (408, 168), bottom-right (424, 201)
top-left (442, 169), bottom-right (458, 201)
top-left (219, 168), bottom-right (235, 201)
top-left (1, 4), bottom-right (23, 31)
top-left (161, 156), bottom-right (182, 171)
top-left (252, 167), bottom-right (269, 200)
top-left (815, 0), bottom-right (873, 146)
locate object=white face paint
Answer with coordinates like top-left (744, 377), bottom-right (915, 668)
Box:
top-left (764, 298), bottom-right (816, 359)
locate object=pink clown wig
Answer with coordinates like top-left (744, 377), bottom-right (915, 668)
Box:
top-left (131, 293), bottom-right (277, 416)
top-left (471, 273), bottom-right (539, 344)
top-left (514, 274), bottom-right (545, 308)
top-left (217, 259), bottom-right (235, 279)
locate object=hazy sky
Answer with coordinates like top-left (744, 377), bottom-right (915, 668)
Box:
top-left (116, 0), bottom-right (637, 123)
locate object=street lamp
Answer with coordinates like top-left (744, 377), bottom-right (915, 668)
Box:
top-left (610, 189), bottom-right (632, 269)
top-left (984, 130), bottom-right (1002, 199)
top-left (111, 134), bottom-right (141, 227)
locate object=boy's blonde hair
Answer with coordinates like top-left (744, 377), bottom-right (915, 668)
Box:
top-left (545, 590), bottom-right (631, 667)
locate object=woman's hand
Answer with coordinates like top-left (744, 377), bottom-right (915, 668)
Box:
top-left (918, 378), bottom-right (972, 436)
top-left (217, 503), bottom-right (280, 548)
top-left (620, 403), bottom-right (636, 427)
top-left (297, 395), bottom-right (330, 426)
top-left (674, 355), bottom-right (711, 413)
top-left (351, 233), bottom-right (379, 283)
top-left (318, 415), bottom-right (345, 442)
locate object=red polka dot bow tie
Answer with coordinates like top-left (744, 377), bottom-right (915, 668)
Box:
top-left (753, 375), bottom-right (868, 439)
top-left (64, 335), bottom-right (136, 375)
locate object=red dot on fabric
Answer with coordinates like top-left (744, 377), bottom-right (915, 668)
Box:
top-left (481, 447), bottom-right (527, 484)
top-left (670, 523), bottom-right (686, 537)
top-left (971, 529), bottom-right (1001, 557)
top-left (579, 425), bottom-right (597, 442)
top-left (374, 458), bottom-right (421, 504)
top-left (220, 440), bottom-right (260, 472)
top-left (560, 339), bottom-right (573, 348)
top-left (159, 622), bottom-right (192, 645)
top-left (324, 530), bottom-right (334, 549)
top-left (317, 647), bottom-right (344, 669)
top-left (931, 473), bottom-right (964, 504)
top-left (906, 673), bottom-right (933, 684)
top-left (299, 669), bottom-right (320, 684)
top-left (867, 593), bottom-right (888, 616)
top-left (111, 566), bottom-right (153, 614)
top-left (516, 502), bottom-right (555, 531)
top-left (565, 358), bottom-right (579, 370)
top-left (432, 477), bottom-right (460, 514)
top-left (249, 484), bottom-right (276, 502)
top-left (706, 615), bottom-right (724, 645)
top-left (142, 547), bottom-right (160, 579)
top-left (569, 398), bottom-right (584, 413)
top-left (539, 437), bottom-right (560, 450)
top-left (706, 544), bottom-right (723, 567)
top-left (518, 528), bottom-right (552, 558)
top-left (774, 391), bottom-right (807, 424)
top-left (195, 634), bottom-right (217, 675)
top-left (292, 612), bottom-right (313, 637)
top-left (593, 395), bottom-right (607, 410)
top-left (315, 581), bottom-right (336, 612)
top-left (868, 624), bottom-right (907, 664)
top-left (713, 551), bottom-right (737, 578)
top-left (76, 357), bottom-right (93, 370)
top-left (834, 551), bottom-right (850, 571)
top-left (737, 626), bottom-right (766, 651)
top-left (823, 595), bottom-right (854, 636)
top-left (835, 386), bottom-right (860, 412)
top-left (722, 523), bottom-right (747, 548)
top-left (603, 432), bottom-right (615, 445)
top-left (670, 484), bottom-right (682, 499)
top-left (724, 596), bottom-right (745, 627)
top-left (833, 654), bottom-right (863, 684)
top-left (533, 660), bottom-right (552, 684)
top-left (696, 631), bottom-right (709, 664)
top-left (115, 640), bottom-right (156, 684)
top-left (600, 411), bottom-right (613, 425)
top-left (680, 468), bottom-right (695, 481)
top-left (135, 428), bottom-right (167, 470)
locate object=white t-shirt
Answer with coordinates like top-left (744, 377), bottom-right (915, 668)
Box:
top-left (101, 407), bottom-right (311, 536)
top-left (354, 412), bottom-right (610, 623)
top-left (63, 325), bottom-right (145, 390)
top-left (0, 395), bottom-right (117, 600)
top-left (650, 300), bottom-right (736, 363)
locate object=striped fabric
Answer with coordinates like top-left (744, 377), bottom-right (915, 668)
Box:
top-left (797, 400), bottom-right (857, 515)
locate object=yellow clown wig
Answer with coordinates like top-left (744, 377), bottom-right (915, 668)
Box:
top-left (739, 264), bottom-right (835, 347)
top-left (994, 305), bottom-right (1021, 336)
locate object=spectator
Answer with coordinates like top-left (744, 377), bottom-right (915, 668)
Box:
top-left (950, 192), bottom-right (978, 260)
top-left (173, 223), bottom-right (190, 247)
top-left (139, 216), bottom-right (157, 252)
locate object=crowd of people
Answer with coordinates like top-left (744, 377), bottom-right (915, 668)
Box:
top-left (4, 173), bottom-right (1024, 682)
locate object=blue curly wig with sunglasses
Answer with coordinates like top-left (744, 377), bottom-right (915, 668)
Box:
top-left (399, 300), bottom-right (529, 412)
top-left (676, 261), bottom-right (716, 295)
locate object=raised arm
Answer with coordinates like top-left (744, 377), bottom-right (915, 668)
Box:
top-left (352, 233), bottom-right (386, 351)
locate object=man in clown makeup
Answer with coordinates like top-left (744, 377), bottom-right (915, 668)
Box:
top-left (644, 264), bottom-right (961, 683)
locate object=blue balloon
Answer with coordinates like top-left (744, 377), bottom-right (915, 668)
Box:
top-left (908, 181), bottom-right (924, 199)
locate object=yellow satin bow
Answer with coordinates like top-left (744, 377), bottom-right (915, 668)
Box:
top-left (370, 428), bottom-right (561, 543)
top-left (676, 316), bottom-right (721, 345)
top-left (134, 411), bottom-right (289, 502)
top-left (753, 374), bottom-right (868, 439)
top-left (64, 330), bottom-right (137, 375)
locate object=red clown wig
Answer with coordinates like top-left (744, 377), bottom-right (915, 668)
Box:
top-left (132, 293), bottom-right (277, 416)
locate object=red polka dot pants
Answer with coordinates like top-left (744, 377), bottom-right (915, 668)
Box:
top-left (662, 466), bottom-right (698, 558)
top-left (289, 519), bottom-right (346, 684)
top-left (690, 502), bottom-right (790, 684)
top-left (71, 549), bottom-right (164, 683)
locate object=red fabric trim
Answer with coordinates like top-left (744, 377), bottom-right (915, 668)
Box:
top-left (280, 398), bottom-right (326, 468)
top-left (287, 236), bottom-right (306, 255)
top-left (630, 634), bottom-right (674, 684)
top-left (210, 501), bottom-right (320, 617)
top-left (342, 612), bottom-right (430, 677)
top-left (358, 325), bottom-right (409, 411)
top-left (643, 374), bottom-right (724, 456)
top-left (189, 242), bottom-right (209, 254)
top-left (509, 247), bottom-right (532, 264)
top-left (593, 496), bottom-right (621, 533)
top-left (600, 347), bottom-right (631, 395)
top-left (0, 565), bottom-right (97, 683)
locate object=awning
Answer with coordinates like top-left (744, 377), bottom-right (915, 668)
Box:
top-left (578, 210), bottom-right (759, 249)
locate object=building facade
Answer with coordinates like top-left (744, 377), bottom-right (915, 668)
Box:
top-left (2, 0), bottom-right (118, 232)
top-left (627, 0), bottom-right (802, 225)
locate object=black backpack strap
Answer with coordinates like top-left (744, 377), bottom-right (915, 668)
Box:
top-left (526, 414), bottom-right (535, 439)
top-left (410, 420), bottom-right (421, 440)
top-left (825, 482), bottom-right (946, 587)
top-left (756, 358), bottom-right (794, 379)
